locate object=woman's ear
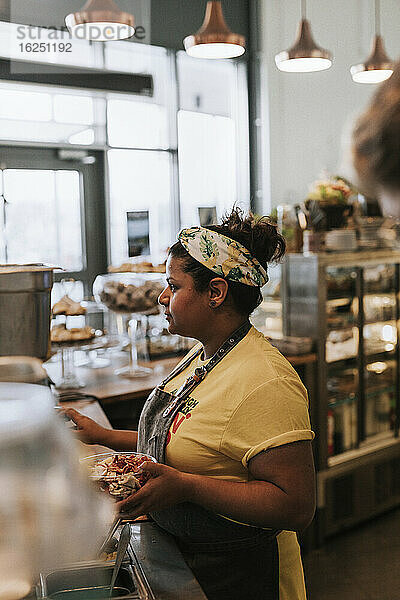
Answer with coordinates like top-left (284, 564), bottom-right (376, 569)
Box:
top-left (208, 278), bottom-right (229, 308)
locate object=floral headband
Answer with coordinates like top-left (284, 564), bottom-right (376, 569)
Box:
top-left (178, 227), bottom-right (269, 287)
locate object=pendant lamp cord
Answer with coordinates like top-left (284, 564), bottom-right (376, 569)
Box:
top-left (301, 0), bottom-right (306, 19)
top-left (375, 0), bottom-right (380, 35)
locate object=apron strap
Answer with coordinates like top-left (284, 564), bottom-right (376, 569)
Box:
top-left (161, 321), bottom-right (251, 418)
top-left (158, 346), bottom-right (203, 387)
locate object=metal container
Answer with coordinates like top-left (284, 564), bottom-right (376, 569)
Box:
top-left (0, 264), bottom-right (54, 359)
top-left (38, 562), bottom-right (141, 600)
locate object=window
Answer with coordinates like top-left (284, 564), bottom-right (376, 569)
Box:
top-left (0, 88), bottom-right (52, 121)
top-left (54, 95), bottom-right (94, 125)
top-left (176, 52), bottom-right (250, 227)
top-left (178, 111), bottom-right (237, 227)
top-left (107, 99), bottom-right (168, 149)
top-left (108, 150), bottom-right (173, 265)
top-left (0, 168), bottom-right (83, 269)
top-left (0, 82), bottom-right (105, 145)
top-left (104, 45), bottom-right (177, 268)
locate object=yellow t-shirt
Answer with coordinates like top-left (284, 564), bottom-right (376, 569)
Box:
top-left (164, 326), bottom-right (314, 600)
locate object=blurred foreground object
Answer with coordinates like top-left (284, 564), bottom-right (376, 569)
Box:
top-left (353, 61), bottom-right (400, 215)
top-left (0, 356), bottom-right (48, 384)
top-left (0, 383), bottom-right (113, 598)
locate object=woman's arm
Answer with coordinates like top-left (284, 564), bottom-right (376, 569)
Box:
top-left (117, 440), bottom-right (316, 531)
top-left (64, 408), bottom-right (138, 451)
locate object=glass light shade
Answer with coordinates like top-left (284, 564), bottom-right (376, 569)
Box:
top-left (275, 56), bottom-right (332, 73)
top-left (185, 42), bottom-right (245, 59)
top-left (65, 0), bottom-right (135, 41)
top-left (275, 19), bottom-right (332, 73)
top-left (184, 1), bottom-right (245, 60)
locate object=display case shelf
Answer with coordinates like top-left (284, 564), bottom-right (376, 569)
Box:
top-left (366, 385), bottom-right (396, 397)
top-left (326, 292), bottom-right (356, 301)
top-left (364, 349), bottom-right (396, 361)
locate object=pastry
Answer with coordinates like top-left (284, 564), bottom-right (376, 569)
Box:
top-left (100, 279), bottom-right (164, 313)
top-left (51, 324), bottom-right (95, 343)
top-left (108, 261), bottom-right (166, 273)
top-left (52, 295), bottom-right (86, 316)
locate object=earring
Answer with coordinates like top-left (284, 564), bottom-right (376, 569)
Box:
top-left (210, 300), bottom-right (216, 308)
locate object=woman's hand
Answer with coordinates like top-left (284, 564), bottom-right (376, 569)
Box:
top-left (116, 462), bottom-right (191, 519)
top-left (64, 408), bottom-right (108, 445)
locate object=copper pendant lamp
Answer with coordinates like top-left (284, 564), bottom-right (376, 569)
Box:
top-left (275, 0), bottom-right (332, 72)
top-left (350, 0), bottom-right (393, 84)
top-left (184, 1), bottom-right (245, 59)
top-left (65, 0), bottom-right (135, 42)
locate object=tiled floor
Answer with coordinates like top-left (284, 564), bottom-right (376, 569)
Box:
top-left (303, 508), bottom-right (400, 600)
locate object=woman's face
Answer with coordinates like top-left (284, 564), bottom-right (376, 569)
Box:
top-left (158, 256), bottom-right (210, 338)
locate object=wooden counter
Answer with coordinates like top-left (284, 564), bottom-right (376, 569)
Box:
top-left (46, 352), bottom-right (317, 405)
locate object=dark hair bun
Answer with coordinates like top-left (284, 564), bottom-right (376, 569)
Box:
top-left (207, 206), bottom-right (286, 270)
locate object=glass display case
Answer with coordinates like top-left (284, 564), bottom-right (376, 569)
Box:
top-left (250, 264), bottom-right (283, 337)
top-left (283, 250), bottom-right (400, 539)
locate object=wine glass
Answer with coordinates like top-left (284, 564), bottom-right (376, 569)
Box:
top-left (114, 315), bottom-right (152, 378)
top-left (56, 344), bottom-right (85, 389)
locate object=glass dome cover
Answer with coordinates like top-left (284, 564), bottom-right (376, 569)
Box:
top-left (93, 272), bottom-right (165, 315)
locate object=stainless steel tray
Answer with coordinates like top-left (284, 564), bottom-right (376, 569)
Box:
top-left (37, 561), bottom-right (147, 600)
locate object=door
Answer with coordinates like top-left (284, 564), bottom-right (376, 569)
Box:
top-left (0, 145), bottom-right (107, 295)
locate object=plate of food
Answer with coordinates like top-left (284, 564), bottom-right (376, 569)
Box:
top-left (81, 452), bottom-right (156, 500)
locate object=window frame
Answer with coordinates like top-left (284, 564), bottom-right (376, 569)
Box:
top-left (0, 145), bottom-right (107, 293)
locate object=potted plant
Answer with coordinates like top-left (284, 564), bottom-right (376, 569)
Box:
top-left (305, 175), bottom-right (355, 231)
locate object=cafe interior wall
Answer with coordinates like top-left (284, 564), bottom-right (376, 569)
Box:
top-left (259, 0), bottom-right (400, 212)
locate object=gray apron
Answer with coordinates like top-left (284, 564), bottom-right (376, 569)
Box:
top-left (137, 322), bottom-right (280, 599)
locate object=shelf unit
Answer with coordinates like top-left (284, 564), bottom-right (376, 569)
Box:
top-left (282, 250), bottom-right (400, 541)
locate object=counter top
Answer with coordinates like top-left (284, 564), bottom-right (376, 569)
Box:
top-left (59, 396), bottom-right (113, 456)
top-left (46, 352), bottom-right (316, 405)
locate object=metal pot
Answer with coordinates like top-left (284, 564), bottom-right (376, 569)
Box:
top-left (0, 264), bottom-right (54, 359)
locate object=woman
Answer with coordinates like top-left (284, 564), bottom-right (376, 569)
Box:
top-left (67, 208), bottom-right (316, 600)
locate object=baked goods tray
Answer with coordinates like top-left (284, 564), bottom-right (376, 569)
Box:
top-left (51, 334), bottom-right (119, 352)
